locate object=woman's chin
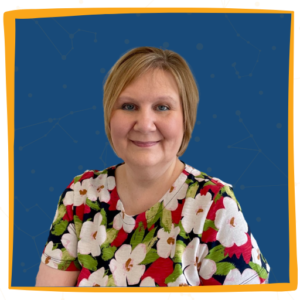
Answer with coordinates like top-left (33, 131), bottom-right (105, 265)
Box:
top-left (123, 155), bottom-right (164, 168)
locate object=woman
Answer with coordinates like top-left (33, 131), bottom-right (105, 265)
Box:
top-left (36, 46), bottom-right (270, 287)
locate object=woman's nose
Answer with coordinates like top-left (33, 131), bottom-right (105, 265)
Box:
top-left (133, 109), bottom-right (156, 133)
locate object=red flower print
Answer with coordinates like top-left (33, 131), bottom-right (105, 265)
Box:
top-left (62, 204), bottom-right (74, 222)
top-left (79, 171), bottom-right (94, 182)
top-left (76, 204), bottom-right (84, 221)
top-left (111, 227), bottom-right (128, 248)
top-left (200, 184), bottom-right (222, 197)
top-left (66, 261), bottom-right (80, 271)
top-left (206, 197), bottom-right (225, 221)
top-left (224, 233), bottom-right (252, 264)
top-left (171, 201), bottom-right (184, 224)
top-left (135, 213), bottom-right (147, 230)
top-left (108, 188), bottom-right (119, 211)
top-left (76, 267), bottom-right (91, 286)
top-left (141, 257), bottom-right (173, 287)
top-left (201, 227), bottom-right (218, 243)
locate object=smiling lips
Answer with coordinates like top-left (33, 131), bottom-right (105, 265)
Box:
top-left (131, 140), bottom-right (159, 147)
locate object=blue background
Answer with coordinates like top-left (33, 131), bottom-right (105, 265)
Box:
top-left (13, 13), bottom-right (291, 286)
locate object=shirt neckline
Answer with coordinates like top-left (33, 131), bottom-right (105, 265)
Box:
top-left (111, 160), bottom-right (189, 218)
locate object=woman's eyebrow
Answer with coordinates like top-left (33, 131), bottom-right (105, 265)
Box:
top-left (117, 96), bottom-right (177, 103)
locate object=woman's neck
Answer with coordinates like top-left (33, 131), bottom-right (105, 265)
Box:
top-left (115, 158), bottom-right (184, 210)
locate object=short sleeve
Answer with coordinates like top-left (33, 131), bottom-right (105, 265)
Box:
top-left (41, 179), bottom-right (82, 271)
top-left (199, 183), bottom-right (271, 285)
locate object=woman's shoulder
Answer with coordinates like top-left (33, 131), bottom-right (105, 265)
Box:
top-left (60, 165), bottom-right (118, 206)
top-left (69, 165), bottom-right (118, 186)
top-left (184, 163), bottom-right (233, 188)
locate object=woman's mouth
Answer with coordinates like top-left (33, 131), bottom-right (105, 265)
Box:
top-left (131, 140), bottom-right (159, 147)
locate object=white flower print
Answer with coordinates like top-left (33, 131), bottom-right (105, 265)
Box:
top-left (251, 234), bottom-right (261, 266)
top-left (63, 189), bottom-right (74, 206)
top-left (215, 197), bottom-right (248, 247)
top-left (157, 224), bottom-right (180, 258)
top-left (182, 238), bottom-right (204, 286)
top-left (73, 178), bottom-right (93, 206)
top-left (109, 244), bottom-right (146, 286)
top-left (223, 268), bottom-right (260, 285)
top-left (113, 200), bottom-right (136, 233)
top-left (61, 223), bottom-right (77, 258)
top-left (190, 168), bottom-right (207, 183)
top-left (87, 174), bottom-right (115, 203)
top-left (199, 258), bottom-right (217, 280)
top-left (163, 182), bottom-right (189, 211)
top-left (140, 276), bottom-right (156, 287)
top-left (167, 274), bottom-right (189, 287)
top-left (79, 267), bottom-right (108, 287)
top-left (43, 241), bottom-right (63, 269)
top-left (181, 192), bottom-right (213, 234)
top-left (78, 212), bottom-right (106, 257)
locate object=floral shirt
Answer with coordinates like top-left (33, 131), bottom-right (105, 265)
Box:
top-left (41, 162), bottom-right (270, 287)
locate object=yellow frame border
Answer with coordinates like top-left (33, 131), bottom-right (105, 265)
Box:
top-left (0, 0), bottom-right (300, 300)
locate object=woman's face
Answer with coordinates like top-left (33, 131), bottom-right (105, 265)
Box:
top-left (110, 68), bottom-right (184, 169)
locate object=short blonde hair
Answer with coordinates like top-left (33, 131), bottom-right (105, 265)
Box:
top-left (103, 46), bottom-right (199, 157)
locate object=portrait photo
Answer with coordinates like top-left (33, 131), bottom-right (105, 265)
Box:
top-left (6, 8), bottom-right (294, 290)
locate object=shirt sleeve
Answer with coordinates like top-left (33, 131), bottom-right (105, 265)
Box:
top-left (199, 183), bottom-right (271, 285)
top-left (41, 178), bottom-right (82, 271)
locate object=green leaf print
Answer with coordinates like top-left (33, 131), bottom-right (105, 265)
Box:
top-left (223, 186), bottom-right (241, 211)
top-left (215, 262), bottom-right (236, 276)
top-left (173, 240), bottom-right (186, 263)
top-left (58, 260), bottom-right (71, 271)
top-left (61, 247), bottom-right (76, 261)
top-left (74, 215), bottom-right (82, 239)
top-left (104, 269), bottom-right (109, 276)
top-left (144, 237), bottom-right (158, 252)
top-left (214, 191), bottom-right (222, 203)
top-left (100, 208), bottom-right (107, 226)
top-left (51, 220), bottom-right (68, 236)
top-left (205, 244), bottom-right (228, 263)
top-left (74, 174), bottom-right (82, 184)
top-left (101, 245), bottom-right (117, 261)
top-left (203, 219), bottom-right (218, 232)
top-left (185, 179), bottom-right (194, 184)
top-left (52, 243), bottom-right (60, 250)
top-left (249, 262), bottom-right (268, 279)
top-left (165, 264), bottom-right (183, 284)
top-left (203, 181), bottom-right (216, 187)
top-left (130, 222), bottom-right (145, 250)
top-left (53, 204), bottom-right (67, 225)
top-left (161, 208), bottom-right (172, 233)
top-left (73, 260), bottom-right (81, 270)
top-left (86, 199), bottom-right (101, 211)
top-left (107, 274), bottom-right (116, 287)
top-left (196, 172), bottom-right (208, 179)
top-left (143, 227), bottom-right (157, 244)
top-left (101, 228), bottom-right (118, 248)
top-left (146, 202), bottom-right (162, 229)
top-left (140, 248), bottom-right (160, 265)
top-left (77, 253), bottom-right (98, 271)
top-left (178, 221), bottom-right (189, 239)
top-left (186, 182), bottom-right (199, 199)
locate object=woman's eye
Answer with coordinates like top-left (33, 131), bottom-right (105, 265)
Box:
top-left (122, 104), bottom-right (135, 110)
top-left (157, 105), bottom-right (169, 111)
